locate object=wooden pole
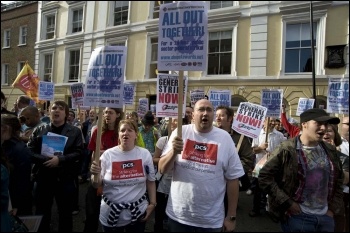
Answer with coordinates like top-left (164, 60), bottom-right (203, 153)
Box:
top-left (92, 107), bottom-right (104, 184)
top-left (236, 134), bottom-right (244, 152)
top-left (265, 117), bottom-right (270, 143)
top-left (5, 86), bottom-right (16, 107)
top-left (177, 71), bottom-right (184, 137)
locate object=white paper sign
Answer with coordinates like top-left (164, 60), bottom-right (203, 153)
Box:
top-left (232, 102), bottom-right (267, 139)
top-left (260, 89), bottom-right (283, 118)
top-left (296, 98), bottom-right (315, 116)
top-left (327, 78), bottom-right (349, 114)
top-left (156, 74), bottom-right (188, 118)
top-left (39, 81), bottom-right (54, 101)
top-left (158, 1), bottom-right (208, 71)
top-left (83, 46), bottom-right (126, 108)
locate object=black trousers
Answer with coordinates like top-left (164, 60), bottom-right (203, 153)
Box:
top-left (154, 191), bottom-right (169, 232)
top-left (34, 179), bottom-right (75, 232)
top-left (83, 184), bottom-right (102, 232)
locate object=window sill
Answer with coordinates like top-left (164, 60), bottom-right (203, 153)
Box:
top-left (2, 46), bottom-right (11, 49)
top-left (18, 44), bottom-right (27, 47)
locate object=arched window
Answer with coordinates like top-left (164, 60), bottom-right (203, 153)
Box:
top-left (315, 95), bottom-right (327, 110)
top-left (231, 95), bottom-right (247, 111)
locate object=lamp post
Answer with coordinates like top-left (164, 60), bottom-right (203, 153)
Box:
top-left (310, 1), bottom-right (316, 107)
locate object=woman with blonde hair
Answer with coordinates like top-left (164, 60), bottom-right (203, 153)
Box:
top-left (84, 107), bottom-right (124, 232)
top-left (90, 119), bottom-right (156, 232)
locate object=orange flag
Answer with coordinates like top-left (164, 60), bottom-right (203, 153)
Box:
top-left (12, 62), bottom-right (42, 104)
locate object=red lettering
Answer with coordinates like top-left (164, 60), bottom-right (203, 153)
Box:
top-left (159, 93), bottom-right (178, 104)
top-left (249, 117), bottom-right (261, 127)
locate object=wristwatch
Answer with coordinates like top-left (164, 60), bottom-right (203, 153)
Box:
top-left (228, 216), bottom-right (236, 222)
top-left (149, 203), bottom-right (157, 207)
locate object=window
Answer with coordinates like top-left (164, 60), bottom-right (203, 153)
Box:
top-left (285, 22), bottom-right (317, 73)
top-left (1, 64), bottom-right (9, 85)
top-left (69, 50), bottom-right (80, 82)
top-left (207, 30), bottom-right (232, 75)
top-left (72, 8), bottom-right (83, 33)
top-left (44, 54), bottom-right (53, 82)
top-left (46, 15), bottom-right (55, 39)
top-left (153, 1), bottom-right (173, 19)
top-left (149, 38), bottom-right (170, 79)
top-left (3, 30), bottom-right (10, 47)
top-left (19, 26), bottom-right (27, 45)
top-left (210, 1), bottom-right (233, 10)
top-left (114, 1), bottom-right (129, 26)
top-left (17, 61), bottom-right (25, 74)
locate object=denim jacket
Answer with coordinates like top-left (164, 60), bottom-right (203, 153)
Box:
top-left (258, 136), bottom-right (344, 221)
top-left (27, 123), bottom-right (83, 181)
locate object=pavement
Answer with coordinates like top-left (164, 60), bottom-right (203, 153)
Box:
top-left (49, 181), bottom-right (281, 232)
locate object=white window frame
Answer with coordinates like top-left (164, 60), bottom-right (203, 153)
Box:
top-left (64, 45), bottom-right (82, 83)
top-left (41, 9), bottom-right (57, 40)
top-left (44, 53), bottom-right (53, 82)
top-left (67, 2), bottom-right (85, 35)
top-left (17, 61), bottom-right (26, 74)
top-left (150, 1), bottom-right (174, 19)
top-left (3, 29), bottom-right (11, 48)
top-left (281, 11), bottom-right (327, 76)
top-left (207, 30), bottom-right (234, 75)
top-left (39, 49), bottom-right (55, 83)
top-left (107, 1), bottom-right (130, 27)
top-left (18, 26), bottom-right (27, 45)
top-left (207, 1), bottom-right (238, 10)
top-left (1, 64), bottom-right (9, 85)
top-left (203, 23), bottom-right (238, 77)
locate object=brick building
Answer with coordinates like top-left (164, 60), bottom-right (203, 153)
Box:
top-left (1, 1), bottom-right (38, 107)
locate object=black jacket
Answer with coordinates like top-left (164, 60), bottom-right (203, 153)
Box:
top-left (27, 123), bottom-right (83, 181)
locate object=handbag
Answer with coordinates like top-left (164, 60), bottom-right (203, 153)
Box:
top-left (10, 215), bottom-right (29, 232)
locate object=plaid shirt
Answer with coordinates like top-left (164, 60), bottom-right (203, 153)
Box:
top-left (294, 138), bottom-right (335, 203)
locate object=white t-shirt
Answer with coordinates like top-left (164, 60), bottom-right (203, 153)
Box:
top-left (161, 124), bottom-right (245, 228)
top-left (99, 146), bottom-right (156, 227)
top-left (252, 128), bottom-right (286, 162)
top-left (155, 136), bottom-right (173, 194)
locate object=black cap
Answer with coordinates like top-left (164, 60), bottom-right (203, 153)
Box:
top-left (300, 108), bottom-right (340, 124)
top-left (141, 111), bottom-right (155, 126)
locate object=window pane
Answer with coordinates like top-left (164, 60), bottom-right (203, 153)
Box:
top-left (286, 24), bottom-right (300, 48)
top-left (220, 38), bottom-right (231, 52)
top-left (285, 49), bottom-right (299, 73)
top-left (221, 53), bottom-right (232, 74)
top-left (301, 48), bottom-right (312, 72)
top-left (114, 1), bottom-right (128, 25)
top-left (208, 54), bottom-right (220, 74)
top-left (209, 40), bottom-right (219, 53)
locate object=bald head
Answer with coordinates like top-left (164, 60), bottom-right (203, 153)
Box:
top-left (20, 106), bottom-right (41, 127)
top-left (193, 99), bottom-right (214, 133)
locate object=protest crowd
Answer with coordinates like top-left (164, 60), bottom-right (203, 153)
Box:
top-left (1, 2), bottom-right (349, 232)
top-left (1, 88), bottom-right (349, 232)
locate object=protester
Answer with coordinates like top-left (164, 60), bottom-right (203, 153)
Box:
top-left (259, 108), bottom-right (344, 232)
top-left (27, 100), bottom-right (83, 232)
top-left (16, 95), bottom-right (31, 117)
top-left (185, 106), bottom-right (193, 124)
top-left (67, 110), bottom-right (81, 127)
top-left (281, 105), bottom-right (300, 138)
top-left (1, 91), bottom-right (16, 116)
top-left (137, 111), bottom-right (161, 156)
top-left (130, 111), bottom-right (141, 127)
top-left (339, 116), bottom-right (349, 156)
top-left (153, 117), bottom-right (188, 232)
top-left (322, 123), bottom-right (349, 232)
top-left (249, 117), bottom-right (286, 217)
top-left (158, 99), bottom-right (244, 232)
top-left (1, 144), bottom-right (11, 232)
top-left (84, 107), bottom-right (123, 232)
top-left (1, 114), bottom-right (33, 216)
top-left (215, 105), bottom-right (253, 191)
top-left (90, 119), bottom-right (156, 232)
top-left (80, 109), bottom-right (97, 183)
top-left (19, 106), bottom-right (46, 143)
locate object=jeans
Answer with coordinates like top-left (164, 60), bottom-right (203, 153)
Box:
top-left (83, 185), bottom-right (102, 232)
top-left (281, 212), bottom-right (334, 232)
top-left (168, 218), bottom-right (222, 232)
top-left (101, 221), bottom-right (146, 232)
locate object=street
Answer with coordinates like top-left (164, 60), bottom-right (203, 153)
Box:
top-left (49, 181), bottom-right (281, 232)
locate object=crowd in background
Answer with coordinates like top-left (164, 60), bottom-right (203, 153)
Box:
top-left (1, 90), bottom-right (348, 232)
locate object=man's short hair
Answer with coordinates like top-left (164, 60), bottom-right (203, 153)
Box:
top-left (17, 95), bottom-right (31, 105)
top-left (216, 105), bottom-right (234, 119)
